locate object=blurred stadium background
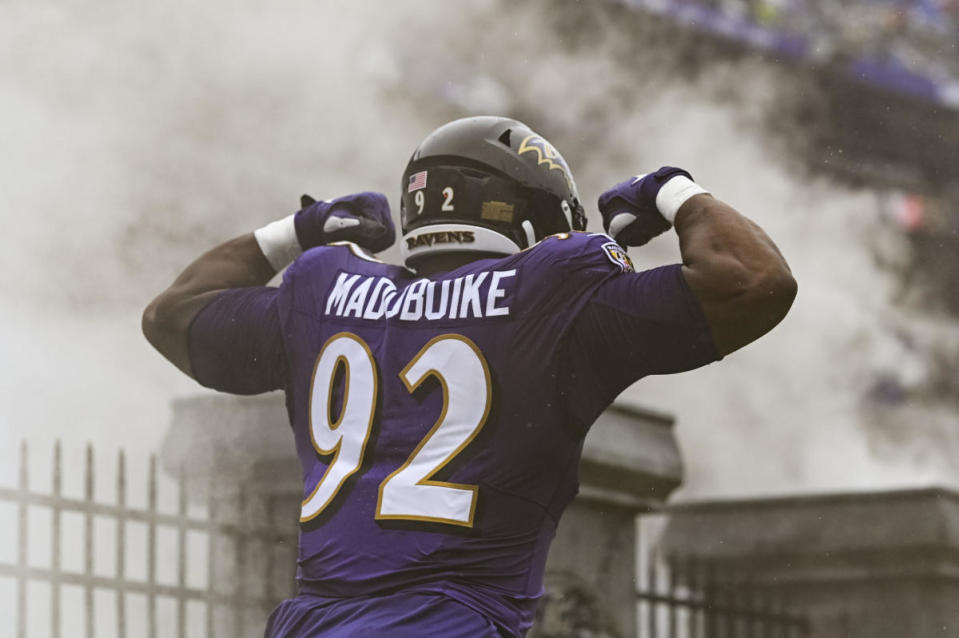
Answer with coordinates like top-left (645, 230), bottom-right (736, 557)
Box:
top-left (1, 0), bottom-right (958, 636)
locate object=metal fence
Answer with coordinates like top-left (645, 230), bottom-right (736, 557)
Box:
top-left (637, 556), bottom-right (809, 638)
top-left (3, 439), bottom-right (811, 638)
top-left (0, 441), bottom-right (296, 638)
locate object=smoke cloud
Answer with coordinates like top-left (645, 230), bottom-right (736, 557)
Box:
top-left (1, 0), bottom-right (953, 503)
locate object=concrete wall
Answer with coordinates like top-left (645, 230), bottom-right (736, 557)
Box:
top-left (660, 489), bottom-right (959, 638)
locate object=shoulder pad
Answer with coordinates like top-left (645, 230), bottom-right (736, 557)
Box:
top-left (528, 232), bottom-right (635, 273)
top-left (325, 241), bottom-right (388, 264)
top-left (291, 242), bottom-right (391, 275)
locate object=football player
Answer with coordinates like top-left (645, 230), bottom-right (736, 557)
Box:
top-left (143, 116), bottom-right (796, 637)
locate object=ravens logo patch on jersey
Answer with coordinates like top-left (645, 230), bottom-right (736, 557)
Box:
top-left (601, 241), bottom-right (635, 273)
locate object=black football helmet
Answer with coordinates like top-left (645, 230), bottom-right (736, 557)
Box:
top-left (400, 116), bottom-right (587, 268)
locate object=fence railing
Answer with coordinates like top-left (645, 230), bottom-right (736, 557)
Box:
top-left (637, 556), bottom-right (809, 638)
top-left (4, 439), bottom-right (812, 638)
top-left (0, 441), bottom-right (297, 638)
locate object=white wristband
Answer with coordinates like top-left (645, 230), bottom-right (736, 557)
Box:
top-left (655, 175), bottom-right (710, 224)
top-left (254, 214), bottom-right (302, 271)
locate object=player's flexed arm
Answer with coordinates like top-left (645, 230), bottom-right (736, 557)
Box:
top-left (598, 167), bottom-right (797, 355)
top-left (142, 192), bottom-right (394, 377)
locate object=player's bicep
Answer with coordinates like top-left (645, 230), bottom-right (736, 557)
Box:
top-left (187, 287), bottom-right (287, 394)
top-left (593, 264), bottom-right (721, 374)
top-left (563, 265), bottom-right (721, 424)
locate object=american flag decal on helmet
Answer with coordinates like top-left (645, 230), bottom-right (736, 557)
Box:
top-left (408, 171), bottom-right (428, 192)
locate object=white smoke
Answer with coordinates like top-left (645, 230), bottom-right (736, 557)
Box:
top-left (0, 0), bottom-right (953, 504)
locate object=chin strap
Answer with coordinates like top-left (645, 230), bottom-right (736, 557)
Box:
top-left (521, 221), bottom-right (536, 248)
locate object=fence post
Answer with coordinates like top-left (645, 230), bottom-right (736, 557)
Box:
top-left (233, 489), bottom-right (247, 637)
top-left (117, 449), bottom-right (127, 638)
top-left (52, 441), bottom-right (62, 638)
top-left (687, 557), bottom-right (703, 638)
top-left (705, 561), bottom-right (719, 638)
top-left (647, 555), bottom-right (659, 638)
top-left (17, 441), bottom-right (28, 638)
top-left (759, 585), bottom-right (773, 638)
top-left (177, 467), bottom-right (188, 638)
top-left (147, 455), bottom-right (158, 638)
top-left (265, 496), bottom-right (276, 607)
top-left (84, 444), bottom-right (94, 638)
top-left (722, 570), bottom-right (735, 638)
top-left (206, 477), bottom-right (217, 638)
top-left (743, 575), bottom-right (757, 638)
top-left (666, 557), bottom-right (679, 638)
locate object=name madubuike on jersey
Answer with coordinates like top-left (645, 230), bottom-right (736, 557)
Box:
top-left (325, 268), bottom-right (518, 322)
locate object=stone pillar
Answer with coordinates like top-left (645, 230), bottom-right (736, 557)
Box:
top-left (161, 395), bottom-right (303, 635)
top-left (659, 489), bottom-right (959, 638)
top-left (535, 404), bottom-right (681, 638)
top-left (161, 395), bottom-right (683, 638)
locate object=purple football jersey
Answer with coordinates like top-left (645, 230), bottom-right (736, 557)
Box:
top-left (275, 233), bottom-right (630, 632)
top-left (188, 232), bottom-right (720, 636)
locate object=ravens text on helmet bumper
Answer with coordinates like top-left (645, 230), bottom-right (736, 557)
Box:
top-left (405, 230), bottom-right (476, 251)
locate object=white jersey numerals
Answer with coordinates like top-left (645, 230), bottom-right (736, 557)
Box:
top-left (301, 333), bottom-right (378, 522)
top-left (377, 336), bottom-right (491, 527)
top-left (300, 332), bottom-right (491, 528)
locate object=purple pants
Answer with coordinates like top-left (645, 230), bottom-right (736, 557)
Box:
top-left (264, 591), bottom-right (507, 637)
